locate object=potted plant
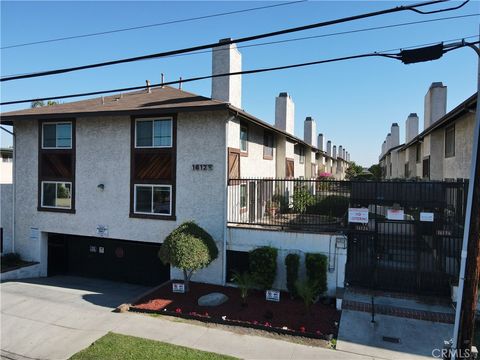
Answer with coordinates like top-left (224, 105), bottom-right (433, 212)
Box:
top-left (266, 200), bottom-right (279, 217)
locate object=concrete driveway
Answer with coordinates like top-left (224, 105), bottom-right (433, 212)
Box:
top-left (1, 276), bottom-right (149, 360)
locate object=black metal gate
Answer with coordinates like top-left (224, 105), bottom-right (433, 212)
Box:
top-left (346, 180), bottom-right (468, 296)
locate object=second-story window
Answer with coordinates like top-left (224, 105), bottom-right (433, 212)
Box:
top-left (135, 118), bottom-right (172, 148)
top-left (263, 131), bottom-right (274, 159)
top-left (299, 147), bottom-right (305, 164)
top-left (240, 124), bottom-right (248, 153)
top-left (445, 125), bottom-right (455, 158)
top-left (42, 122), bottom-right (72, 149)
top-left (416, 143), bottom-right (421, 163)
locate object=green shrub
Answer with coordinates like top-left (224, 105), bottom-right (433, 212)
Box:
top-left (305, 253), bottom-right (328, 296)
top-left (306, 195), bottom-right (349, 218)
top-left (158, 221), bottom-right (218, 292)
top-left (249, 246), bottom-right (278, 290)
top-left (285, 253), bottom-right (300, 298)
top-left (295, 280), bottom-right (318, 313)
top-left (292, 185), bottom-right (315, 213)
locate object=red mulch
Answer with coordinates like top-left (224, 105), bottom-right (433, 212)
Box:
top-left (132, 281), bottom-right (340, 336)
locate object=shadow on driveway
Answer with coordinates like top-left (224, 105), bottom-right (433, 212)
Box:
top-left (11, 275), bottom-right (151, 309)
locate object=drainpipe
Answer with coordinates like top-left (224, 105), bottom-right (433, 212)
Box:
top-left (223, 114), bottom-right (236, 285)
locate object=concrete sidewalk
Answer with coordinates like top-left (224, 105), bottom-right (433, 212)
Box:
top-left (2, 277), bottom-right (374, 360)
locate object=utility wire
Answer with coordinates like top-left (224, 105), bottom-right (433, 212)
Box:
top-left (0, 1), bottom-right (306, 50)
top-left (4, 13), bottom-right (477, 79)
top-left (1, 39), bottom-right (477, 106)
top-left (0, 0), bottom-right (468, 82)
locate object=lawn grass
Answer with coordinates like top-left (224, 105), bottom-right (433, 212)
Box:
top-left (70, 332), bottom-right (238, 360)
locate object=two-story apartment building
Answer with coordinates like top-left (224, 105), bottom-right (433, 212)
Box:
top-left (380, 82), bottom-right (476, 181)
top-left (1, 39), bottom-right (352, 295)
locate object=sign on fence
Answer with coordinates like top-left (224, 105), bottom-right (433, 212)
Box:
top-left (420, 212), bottom-right (435, 222)
top-left (172, 283), bottom-right (185, 293)
top-left (348, 208), bottom-right (369, 224)
top-left (387, 209), bottom-right (404, 221)
top-left (266, 290), bottom-right (280, 302)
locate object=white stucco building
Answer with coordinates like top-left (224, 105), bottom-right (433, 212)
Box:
top-left (0, 39), bottom-right (352, 297)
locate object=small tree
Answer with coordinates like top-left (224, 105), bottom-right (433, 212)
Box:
top-left (295, 280), bottom-right (318, 313)
top-left (158, 221), bottom-right (218, 292)
top-left (305, 253), bottom-right (328, 297)
top-left (292, 185), bottom-right (315, 214)
top-left (231, 270), bottom-right (254, 305)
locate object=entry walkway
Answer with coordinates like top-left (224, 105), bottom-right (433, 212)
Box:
top-left (2, 276), bottom-right (373, 360)
top-left (337, 289), bottom-right (454, 359)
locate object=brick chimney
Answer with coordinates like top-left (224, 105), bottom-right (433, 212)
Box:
top-left (211, 38), bottom-right (242, 108)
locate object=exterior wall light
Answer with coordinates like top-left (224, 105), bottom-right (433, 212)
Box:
top-left (97, 184), bottom-right (105, 192)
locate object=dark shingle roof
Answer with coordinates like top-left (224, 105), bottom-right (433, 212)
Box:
top-left (0, 86), bottom-right (226, 123)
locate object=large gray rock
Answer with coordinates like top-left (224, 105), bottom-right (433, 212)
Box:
top-left (197, 292), bottom-right (228, 307)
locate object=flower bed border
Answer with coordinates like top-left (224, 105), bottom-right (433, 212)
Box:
top-left (129, 306), bottom-right (332, 341)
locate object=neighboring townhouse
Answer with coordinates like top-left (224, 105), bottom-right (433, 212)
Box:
top-left (0, 39), bottom-right (352, 295)
top-left (379, 82), bottom-right (477, 181)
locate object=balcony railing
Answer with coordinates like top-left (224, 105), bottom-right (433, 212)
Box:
top-left (227, 178), bottom-right (468, 233)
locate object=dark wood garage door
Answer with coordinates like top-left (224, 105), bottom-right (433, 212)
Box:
top-left (48, 233), bottom-right (170, 286)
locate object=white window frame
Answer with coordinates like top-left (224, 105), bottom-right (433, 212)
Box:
top-left (133, 184), bottom-right (172, 216)
top-left (41, 122), bottom-right (73, 150)
top-left (134, 118), bottom-right (173, 149)
top-left (41, 181), bottom-right (72, 209)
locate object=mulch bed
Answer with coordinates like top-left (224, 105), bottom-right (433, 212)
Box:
top-left (131, 281), bottom-right (340, 339)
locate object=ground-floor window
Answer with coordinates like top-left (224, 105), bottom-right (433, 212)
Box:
top-left (41, 181), bottom-right (72, 209)
top-left (134, 184), bottom-right (172, 216)
top-left (226, 250), bottom-right (249, 283)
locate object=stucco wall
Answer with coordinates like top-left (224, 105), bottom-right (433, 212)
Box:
top-left (430, 130), bottom-right (444, 180)
top-left (0, 184), bottom-right (13, 253)
top-left (227, 227), bottom-right (347, 297)
top-left (239, 122), bottom-right (276, 178)
top-left (443, 112), bottom-right (475, 180)
top-left (13, 110), bottom-right (229, 285)
top-left (1, 263), bottom-right (43, 281)
top-left (293, 145), bottom-right (305, 178)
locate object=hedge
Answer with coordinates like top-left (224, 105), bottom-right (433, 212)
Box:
top-left (305, 253), bottom-right (328, 296)
top-left (285, 253), bottom-right (300, 298)
top-left (306, 195), bottom-right (349, 218)
top-left (249, 246), bottom-right (278, 290)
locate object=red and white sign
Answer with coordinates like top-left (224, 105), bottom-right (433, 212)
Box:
top-left (348, 208), bottom-right (369, 224)
top-left (387, 209), bottom-right (404, 221)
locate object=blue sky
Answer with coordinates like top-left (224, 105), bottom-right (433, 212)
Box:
top-left (1, 1), bottom-right (478, 166)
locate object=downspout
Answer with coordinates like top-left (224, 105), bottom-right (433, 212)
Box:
top-left (223, 113), bottom-right (236, 285)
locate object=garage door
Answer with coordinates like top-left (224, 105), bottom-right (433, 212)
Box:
top-left (48, 233), bottom-right (170, 286)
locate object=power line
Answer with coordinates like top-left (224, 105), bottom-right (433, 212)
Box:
top-left (0, 1), bottom-right (306, 50)
top-left (0, 0), bottom-right (468, 82)
top-left (4, 13), bottom-right (476, 79)
top-left (1, 38), bottom-right (477, 106)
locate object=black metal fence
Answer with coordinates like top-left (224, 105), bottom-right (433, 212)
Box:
top-left (228, 178), bottom-right (469, 295)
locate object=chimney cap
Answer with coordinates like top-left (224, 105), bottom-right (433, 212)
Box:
top-left (408, 113), bottom-right (418, 117)
top-left (387, 133), bottom-right (391, 136)
top-left (219, 38), bottom-right (232, 44)
top-left (305, 116), bottom-right (314, 121)
top-left (278, 92), bottom-right (289, 97)
top-left (392, 123), bottom-right (399, 127)
top-left (430, 81), bottom-right (444, 88)
top-left (327, 140), bottom-right (331, 143)
top-left (319, 133), bottom-right (323, 136)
